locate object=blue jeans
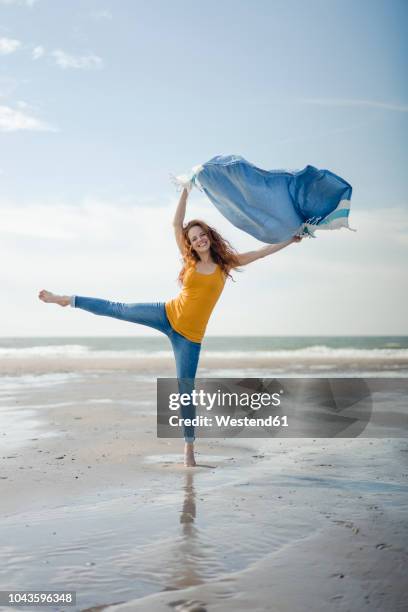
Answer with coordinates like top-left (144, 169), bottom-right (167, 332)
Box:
top-left (70, 296), bottom-right (201, 442)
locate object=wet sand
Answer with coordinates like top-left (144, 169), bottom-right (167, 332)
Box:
top-left (0, 352), bottom-right (407, 376)
top-left (0, 364), bottom-right (407, 611)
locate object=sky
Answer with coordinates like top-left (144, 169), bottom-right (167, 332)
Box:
top-left (1, 0), bottom-right (407, 336)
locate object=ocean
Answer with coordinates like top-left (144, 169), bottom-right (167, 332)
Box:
top-left (1, 335), bottom-right (407, 358)
top-left (0, 336), bottom-right (407, 376)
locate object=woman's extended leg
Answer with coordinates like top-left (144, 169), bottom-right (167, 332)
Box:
top-left (39, 291), bottom-right (171, 335)
top-left (70, 295), bottom-right (171, 335)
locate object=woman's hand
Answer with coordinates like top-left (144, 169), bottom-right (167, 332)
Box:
top-left (292, 235), bottom-right (303, 243)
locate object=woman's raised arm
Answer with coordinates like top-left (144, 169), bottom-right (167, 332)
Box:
top-left (173, 188), bottom-right (188, 254)
top-left (236, 236), bottom-right (302, 266)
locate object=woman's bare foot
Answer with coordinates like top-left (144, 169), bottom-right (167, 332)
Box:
top-left (184, 442), bottom-right (196, 467)
top-left (38, 289), bottom-right (70, 307)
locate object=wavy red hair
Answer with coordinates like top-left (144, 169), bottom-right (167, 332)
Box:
top-left (177, 219), bottom-right (242, 285)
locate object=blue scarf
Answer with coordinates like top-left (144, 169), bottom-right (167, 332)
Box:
top-left (173, 154), bottom-right (354, 241)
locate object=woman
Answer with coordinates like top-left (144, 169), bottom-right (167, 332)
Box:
top-left (38, 188), bottom-right (301, 466)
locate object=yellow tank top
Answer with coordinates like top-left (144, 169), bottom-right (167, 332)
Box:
top-left (165, 262), bottom-right (226, 343)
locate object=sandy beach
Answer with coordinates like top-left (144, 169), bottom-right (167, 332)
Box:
top-left (1, 351), bottom-right (407, 612)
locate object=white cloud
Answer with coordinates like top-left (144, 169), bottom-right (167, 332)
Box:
top-left (0, 198), bottom-right (407, 335)
top-left (0, 198), bottom-right (171, 246)
top-left (0, 104), bottom-right (54, 131)
top-left (299, 97), bottom-right (408, 113)
top-left (32, 44), bottom-right (44, 60)
top-left (0, 37), bottom-right (21, 54)
top-left (0, 198), bottom-right (178, 336)
top-left (51, 49), bottom-right (103, 70)
top-left (220, 206), bottom-right (408, 335)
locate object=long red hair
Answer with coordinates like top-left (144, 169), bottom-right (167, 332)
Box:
top-left (178, 219), bottom-right (242, 285)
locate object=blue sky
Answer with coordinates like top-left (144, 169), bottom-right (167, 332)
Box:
top-left (1, 0), bottom-right (407, 336)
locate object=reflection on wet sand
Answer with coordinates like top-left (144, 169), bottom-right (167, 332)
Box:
top-left (162, 472), bottom-right (201, 591)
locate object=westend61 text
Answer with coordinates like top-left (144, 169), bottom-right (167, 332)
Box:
top-left (169, 414), bottom-right (288, 428)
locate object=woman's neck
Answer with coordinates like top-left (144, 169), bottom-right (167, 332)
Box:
top-left (197, 253), bottom-right (213, 264)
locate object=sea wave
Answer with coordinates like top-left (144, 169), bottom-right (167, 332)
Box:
top-left (0, 344), bottom-right (90, 357)
top-left (0, 345), bottom-right (172, 358)
top-left (0, 344), bottom-right (407, 360)
top-left (0, 372), bottom-right (83, 392)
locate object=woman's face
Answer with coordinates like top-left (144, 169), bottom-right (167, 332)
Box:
top-left (188, 225), bottom-right (211, 255)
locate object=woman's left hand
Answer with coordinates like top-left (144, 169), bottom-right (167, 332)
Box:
top-left (292, 235), bottom-right (303, 243)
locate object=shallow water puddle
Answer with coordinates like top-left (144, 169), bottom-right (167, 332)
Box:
top-left (0, 466), bottom-right (321, 611)
top-left (272, 474), bottom-right (408, 496)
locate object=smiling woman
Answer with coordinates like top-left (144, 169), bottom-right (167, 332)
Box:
top-left (38, 186), bottom-right (300, 466)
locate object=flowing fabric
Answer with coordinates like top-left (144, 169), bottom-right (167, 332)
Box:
top-left (173, 154), bottom-right (354, 241)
